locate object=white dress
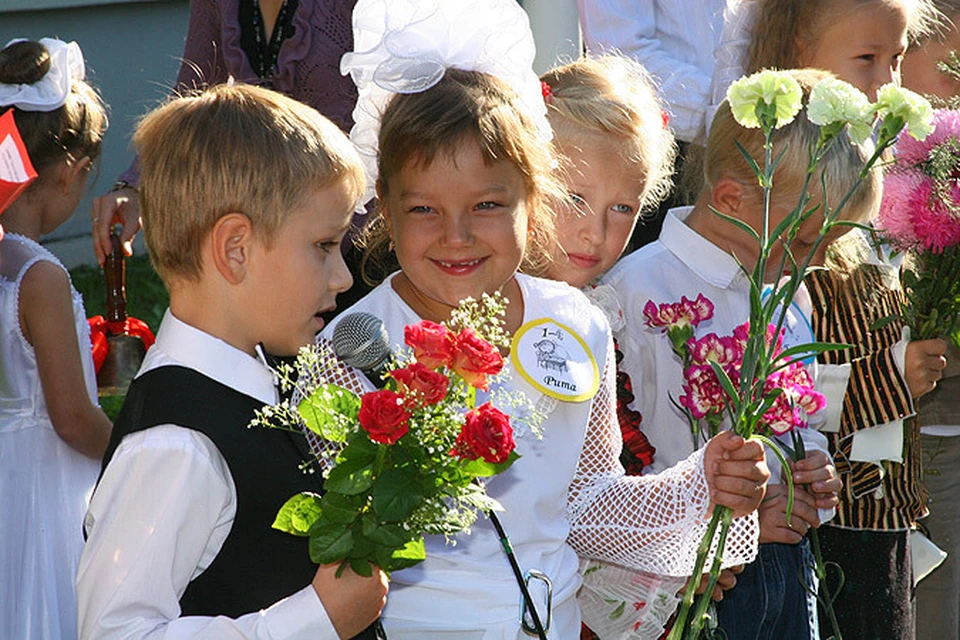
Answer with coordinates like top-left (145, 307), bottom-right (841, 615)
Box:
top-left (0, 233), bottom-right (101, 640)
top-left (320, 273), bottom-right (744, 639)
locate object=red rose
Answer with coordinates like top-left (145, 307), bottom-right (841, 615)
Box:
top-left (358, 389), bottom-right (410, 444)
top-left (404, 321), bottom-right (456, 370)
top-left (391, 362), bottom-right (450, 406)
top-left (451, 328), bottom-right (504, 390)
top-left (452, 402), bottom-right (515, 464)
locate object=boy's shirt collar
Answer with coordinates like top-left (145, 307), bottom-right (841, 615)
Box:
top-left (150, 309), bottom-right (278, 405)
top-left (660, 206), bottom-right (743, 290)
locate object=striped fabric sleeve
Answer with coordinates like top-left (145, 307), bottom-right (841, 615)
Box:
top-left (835, 346), bottom-right (914, 498)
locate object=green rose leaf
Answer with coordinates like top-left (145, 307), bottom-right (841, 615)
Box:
top-left (325, 455), bottom-right (375, 495)
top-left (388, 536), bottom-right (426, 571)
top-left (460, 450), bottom-right (520, 477)
top-left (308, 522), bottom-right (355, 564)
top-left (319, 492), bottom-right (362, 525)
top-left (350, 556), bottom-right (374, 577)
top-left (298, 384), bottom-right (360, 442)
top-left (362, 518), bottom-right (410, 548)
top-left (372, 467), bottom-right (424, 522)
top-left (272, 492), bottom-right (323, 536)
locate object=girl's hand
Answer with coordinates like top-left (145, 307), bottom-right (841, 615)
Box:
top-left (704, 431), bottom-right (770, 518)
top-left (905, 338), bottom-right (947, 399)
top-left (789, 451), bottom-right (841, 510)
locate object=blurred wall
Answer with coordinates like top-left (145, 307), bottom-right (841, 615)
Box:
top-left (0, 0), bottom-right (188, 268)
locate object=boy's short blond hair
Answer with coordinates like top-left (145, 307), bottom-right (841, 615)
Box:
top-left (541, 55), bottom-right (677, 213)
top-left (706, 68), bottom-right (882, 223)
top-left (135, 83), bottom-right (365, 285)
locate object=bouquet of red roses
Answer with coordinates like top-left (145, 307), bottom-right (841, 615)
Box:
top-left (253, 294), bottom-right (530, 576)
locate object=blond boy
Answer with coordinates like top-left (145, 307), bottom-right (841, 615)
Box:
top-left (78, 84), bottom-right (388, 640)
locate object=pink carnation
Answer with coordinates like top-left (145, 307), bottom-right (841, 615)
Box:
top-left (687, 333), bottom-right (742, 368)
top-left (643, 294), bottom-right (714, 330)
top-left (680, 364), bottom-right (728, 420)
top-left (758, 361), bottom-right (824, 435)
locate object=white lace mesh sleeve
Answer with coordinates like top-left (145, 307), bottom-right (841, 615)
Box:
top-left (301, 337), bottom-right (759, 581)
top-left (566, 339), bottom-right (759, 578)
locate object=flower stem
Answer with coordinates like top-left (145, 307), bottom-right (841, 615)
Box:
top-left (809, 527), bottom-right (843, 640)
top-left (667, 506), bottom-right (725, 640)
top-left (688, 506), bottom-right (734, 638)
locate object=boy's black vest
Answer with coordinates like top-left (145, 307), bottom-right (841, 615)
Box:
top-left (102, 365), bottom-right (384, 638)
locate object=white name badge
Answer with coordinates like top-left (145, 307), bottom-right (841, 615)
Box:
top-left (510, 318), bottom-right (600, 403)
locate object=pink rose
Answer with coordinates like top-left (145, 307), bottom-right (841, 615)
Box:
top-left (451, 328), bottom-right (504, 390)
top-left (391, 362), bottom-right (450, 406)
top-left (405, 321), bottom-right (456, 370)
top-left (451, 402), bottom-right (516, 464)
top-left (358, 390), bottom-right (410, 444)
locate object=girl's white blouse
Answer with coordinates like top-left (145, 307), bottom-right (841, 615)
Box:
top-left (319, 273), bottom-right (755, 638)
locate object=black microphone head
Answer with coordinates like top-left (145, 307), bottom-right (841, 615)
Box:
top-left (332, 312), bottom-right (391, 373)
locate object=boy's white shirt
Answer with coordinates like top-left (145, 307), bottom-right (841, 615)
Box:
top-left (77, 309), bottom-right (338, 640)
top-left (602, 206), bottom-right (836, 522)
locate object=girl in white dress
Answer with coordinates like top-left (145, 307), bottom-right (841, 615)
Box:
top-left (0, 38), bottom-right (110, 640)
top-left (323, 3), bottom-right (770, 637)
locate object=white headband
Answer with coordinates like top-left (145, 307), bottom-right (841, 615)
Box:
top-left (341, 0), bottom-right (552, 207)
top-left (0, 38), bottom-right (85, 113)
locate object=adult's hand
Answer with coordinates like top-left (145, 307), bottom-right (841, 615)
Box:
top-left (92, 186), bottom-right (140, 265)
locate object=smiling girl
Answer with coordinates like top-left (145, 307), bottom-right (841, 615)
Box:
top-left (321, 3), bottom-right (773, 635)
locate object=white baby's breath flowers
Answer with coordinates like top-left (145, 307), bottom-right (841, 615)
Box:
top-left (726, 69), bottom-right (803, 131)
top-left (806, 77), bottom-right (875, 145)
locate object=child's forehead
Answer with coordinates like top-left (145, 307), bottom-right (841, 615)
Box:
top-left (392, 140), bottom-right (524, 182)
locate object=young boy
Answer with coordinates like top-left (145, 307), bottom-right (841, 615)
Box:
top-left (77, 84), bottom-right (388, 639)
top-left (602, 69), bottom-right (855, 639)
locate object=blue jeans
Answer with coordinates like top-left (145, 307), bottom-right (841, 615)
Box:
top-left (714, 540), bottom-right (819, 640)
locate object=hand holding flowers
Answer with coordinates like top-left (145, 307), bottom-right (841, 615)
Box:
top-left (661, 70), bottom-right (934, 640)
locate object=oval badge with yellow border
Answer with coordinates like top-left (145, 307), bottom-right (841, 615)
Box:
top-left (510, 318), bottom-right (599, 403)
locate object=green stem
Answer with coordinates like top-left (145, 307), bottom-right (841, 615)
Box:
top-left (809, 527), bottom-right (843, 640)
top-left (666, 507), bottom-right (725, 640)
top-left (688, 507), bottom-right (735, 638)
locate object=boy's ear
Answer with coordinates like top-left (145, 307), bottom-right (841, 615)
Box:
top-left (210, 213), bottom-right (254, 285)
top-left (711, 177), bottom-right (745, 217)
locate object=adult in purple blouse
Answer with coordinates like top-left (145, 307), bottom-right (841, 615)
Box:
top-left (91, 0), bottom-right (357, 265)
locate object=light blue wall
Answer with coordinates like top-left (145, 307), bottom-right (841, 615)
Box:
top-left (0, 0), bottom-right (189, 267)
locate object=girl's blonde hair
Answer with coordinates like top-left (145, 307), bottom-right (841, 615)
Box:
top-left (540, 55), bottom-right (677, 213)
top-left (706, 68), bottom-right (882, 224)
top-left (0, 40), bottom-right (107, 175)
top-left (746, 0), bottom-right (941, 72)
top-left (361, 68), bottom-right (563, 284)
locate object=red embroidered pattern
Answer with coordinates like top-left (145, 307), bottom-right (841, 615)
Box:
top-left (615, 340), bottom-right (655, 475)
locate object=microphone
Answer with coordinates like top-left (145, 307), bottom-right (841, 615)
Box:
top-left (331, 312), bottom-right (392, 389)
